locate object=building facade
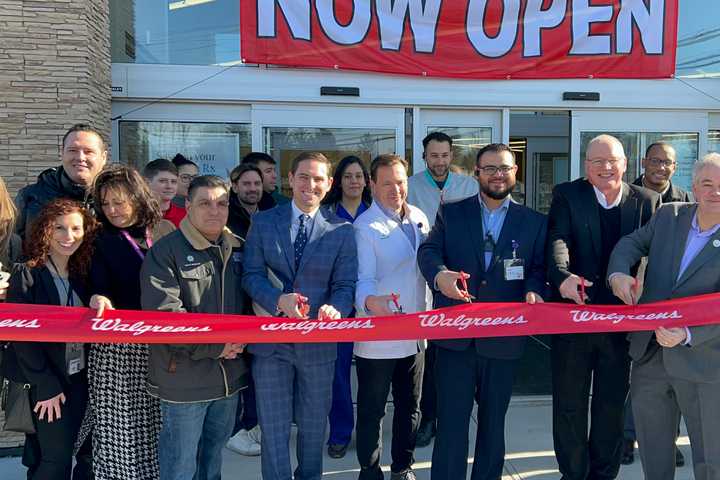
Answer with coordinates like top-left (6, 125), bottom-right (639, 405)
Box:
top-left (3, 0), bottom-right (720, 393)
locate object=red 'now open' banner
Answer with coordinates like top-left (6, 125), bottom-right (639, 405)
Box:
top-left (0, 292), bottom-right (718, 344)
top-left (240, 0), bottom-right (678, 80)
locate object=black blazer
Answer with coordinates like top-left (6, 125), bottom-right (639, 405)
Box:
top-left (547, 178), bottom-right (661, 302)
top-left (2, 264), bottom-right (90, 401)
top-left (632, 175), bottom-right (692, 203)
top-left (418, 196), bottom-right (548, 360)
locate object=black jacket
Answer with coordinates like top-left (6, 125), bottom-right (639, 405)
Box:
top-left (418, 197), bottom-right (548, 360)
top-left (547, 179), bottom-right (661, 302)
top-left (2, 264), bottom-right (90, 401)
top-left (632, 175), bottom-right (692, 203)
top-left (14, 167), bottom-right (91, 240)
top-left (89, 226), bottom-right (147, 309)
top-left (227, 193), bottom-right (253, 240)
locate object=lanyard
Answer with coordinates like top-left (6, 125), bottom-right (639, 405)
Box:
top-left (48, 257), bottom-right (74, 307)
top-left (121, 228), bottom-right (152, 260)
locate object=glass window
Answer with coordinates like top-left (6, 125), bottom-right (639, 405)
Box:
top-left (709, 130), bottom-right (720, 153)
top-left (580, 132), bottom-right (699, 192)
top-left (119, 121), bottom-right (251, 179)
top-left (264, 127), bottom-right (396, 197)
top-left (425, 127), bottom-right (492, 176)
top-left (677, 1), bottom-right (720, 77)
top-left (111, 0), bottom-right (241, 65)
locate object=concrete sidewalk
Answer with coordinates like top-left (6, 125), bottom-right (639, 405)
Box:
top-left (0, 396), bottom-right (694, 479)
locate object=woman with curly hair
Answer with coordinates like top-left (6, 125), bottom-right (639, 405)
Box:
top-left (74, 165), bottom-right (174, 479)
top-left (1, 199), bottom-right (100, 479)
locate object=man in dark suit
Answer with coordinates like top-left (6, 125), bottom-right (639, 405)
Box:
top-left (418, 143), bottom-right (547, 480)
top-left (547, 134), bottom-right (661, 480)
top-left (608, 153), bottom-right (720, 480)
top-left (242, 152), bottom-right (358, 480)
top-left (632, 141), bottom-right (691, 203)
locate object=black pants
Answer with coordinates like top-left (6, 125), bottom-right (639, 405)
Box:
top-left (232, 355), bottom-right (258, 434)
top-left (431, 345), bottom-right (515, 480)
top-left (24, 372), bottom-right (92, 480)
top-left (419, 343), bottom-right (436, 425)
top-left (355, 352), bottom-right (424, 479)
top-left (551, 333), bottom-right (631, 480)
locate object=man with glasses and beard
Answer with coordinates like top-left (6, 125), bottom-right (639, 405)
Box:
top-left (418, 143), bottom-right (547, 480)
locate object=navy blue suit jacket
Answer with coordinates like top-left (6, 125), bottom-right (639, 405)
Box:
top-left (418, 196), bottom-right (548, 360)
top-left (242, 203), bottom-right (358, 364)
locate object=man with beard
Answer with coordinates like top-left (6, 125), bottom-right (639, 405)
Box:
top-left (242, 152), bottom-right (290, 210)
top-left (418, 143), bottom-right (547, 480)
top-left (225, 163), bottom-right (264, 456)
top-left (227, 163), bottom-right (264, 239)
top-left (547, 134), bottom-right (660, 480)
top-left (633, 142), bottom-right (691, 203)
top-left (408, 131), bottom-right (478, 446)
top-left (408, 132), bottom-right (478, 228)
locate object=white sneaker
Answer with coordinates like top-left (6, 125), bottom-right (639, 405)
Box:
top-left (226, 426), bottom-right (261, 456)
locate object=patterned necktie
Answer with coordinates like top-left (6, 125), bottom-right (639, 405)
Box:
top-left (294, 214), bottom-right (309, 268)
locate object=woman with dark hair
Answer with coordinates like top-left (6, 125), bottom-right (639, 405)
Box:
top-left (74, 165), bottom-right (174, 479)
top-left (323, 155), bottom-right (372, 222)
top-left (2, 199), bottom-right (99, 479)
top-left (321, 155), bottom-right (372, 458)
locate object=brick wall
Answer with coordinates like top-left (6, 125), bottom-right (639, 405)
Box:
top-left (0, 0), bottom-right (111, 448)
top-left (0, 0), bottom-right (111, 196)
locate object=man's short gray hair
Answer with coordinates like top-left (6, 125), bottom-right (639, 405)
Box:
top-left (585, 134), bottom-right (626, 160)
top-left (692, 153), bottom-right (720, 184)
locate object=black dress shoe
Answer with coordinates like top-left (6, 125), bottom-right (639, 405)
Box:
top-left (621, 439), bottom-right (634, 465)
top-left (328, 443), bottom-right (349, 459)
top-left (416, 420), bottom-right (436, 448)
top-left (676, 448), bottom-right (685, 467)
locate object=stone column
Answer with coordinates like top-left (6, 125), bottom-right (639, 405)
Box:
top-left (0, 0), bottom-right (111, 196)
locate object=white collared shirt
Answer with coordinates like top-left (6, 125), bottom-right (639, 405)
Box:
top-left (290, 201), bottom-right (319, 243)
top-left (592, 186), bottom-right (622, 209)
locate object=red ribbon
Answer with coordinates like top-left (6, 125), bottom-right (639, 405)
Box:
top-left (0, 293), bottom-right (719, 344)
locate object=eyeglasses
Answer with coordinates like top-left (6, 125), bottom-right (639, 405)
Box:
top-left (587, 158), bottom-right (622, 168)
top-left (476, 165), bottom-right (515, 176)
top-left (646, 157), bottom-right (675, 168)
top-left (180, 174), bottom-right (199, 183)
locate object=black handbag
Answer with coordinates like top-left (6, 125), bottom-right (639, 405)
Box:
top-left (1, 378), bottom-right (36, 434)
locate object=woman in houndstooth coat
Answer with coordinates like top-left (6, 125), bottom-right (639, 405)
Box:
top-left (76, 166), bottom-right (175, 478)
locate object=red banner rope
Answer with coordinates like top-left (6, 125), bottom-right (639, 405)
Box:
top-left (0, 293), bottom-right (719, 344)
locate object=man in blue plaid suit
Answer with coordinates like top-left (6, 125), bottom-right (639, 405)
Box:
top-left (242, 151), bottom-right (358, 480)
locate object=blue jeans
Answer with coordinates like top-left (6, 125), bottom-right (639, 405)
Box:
top-left (159, 393), bottom-right (239, 480)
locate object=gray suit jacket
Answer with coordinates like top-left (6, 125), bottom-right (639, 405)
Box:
top-left (607, 203), bottom-right (720, 383)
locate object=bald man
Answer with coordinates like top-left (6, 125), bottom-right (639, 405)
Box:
top-left (547, 134), bottom-right (661, 480)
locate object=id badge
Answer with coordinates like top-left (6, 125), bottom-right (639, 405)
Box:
top-left (503, 258), bottom-right (525, 281)
top-left (65, 343), bottom-right (86, 376)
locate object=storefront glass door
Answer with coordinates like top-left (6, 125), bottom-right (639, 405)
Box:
top-left (253, 105), bottom-right (404, 196)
